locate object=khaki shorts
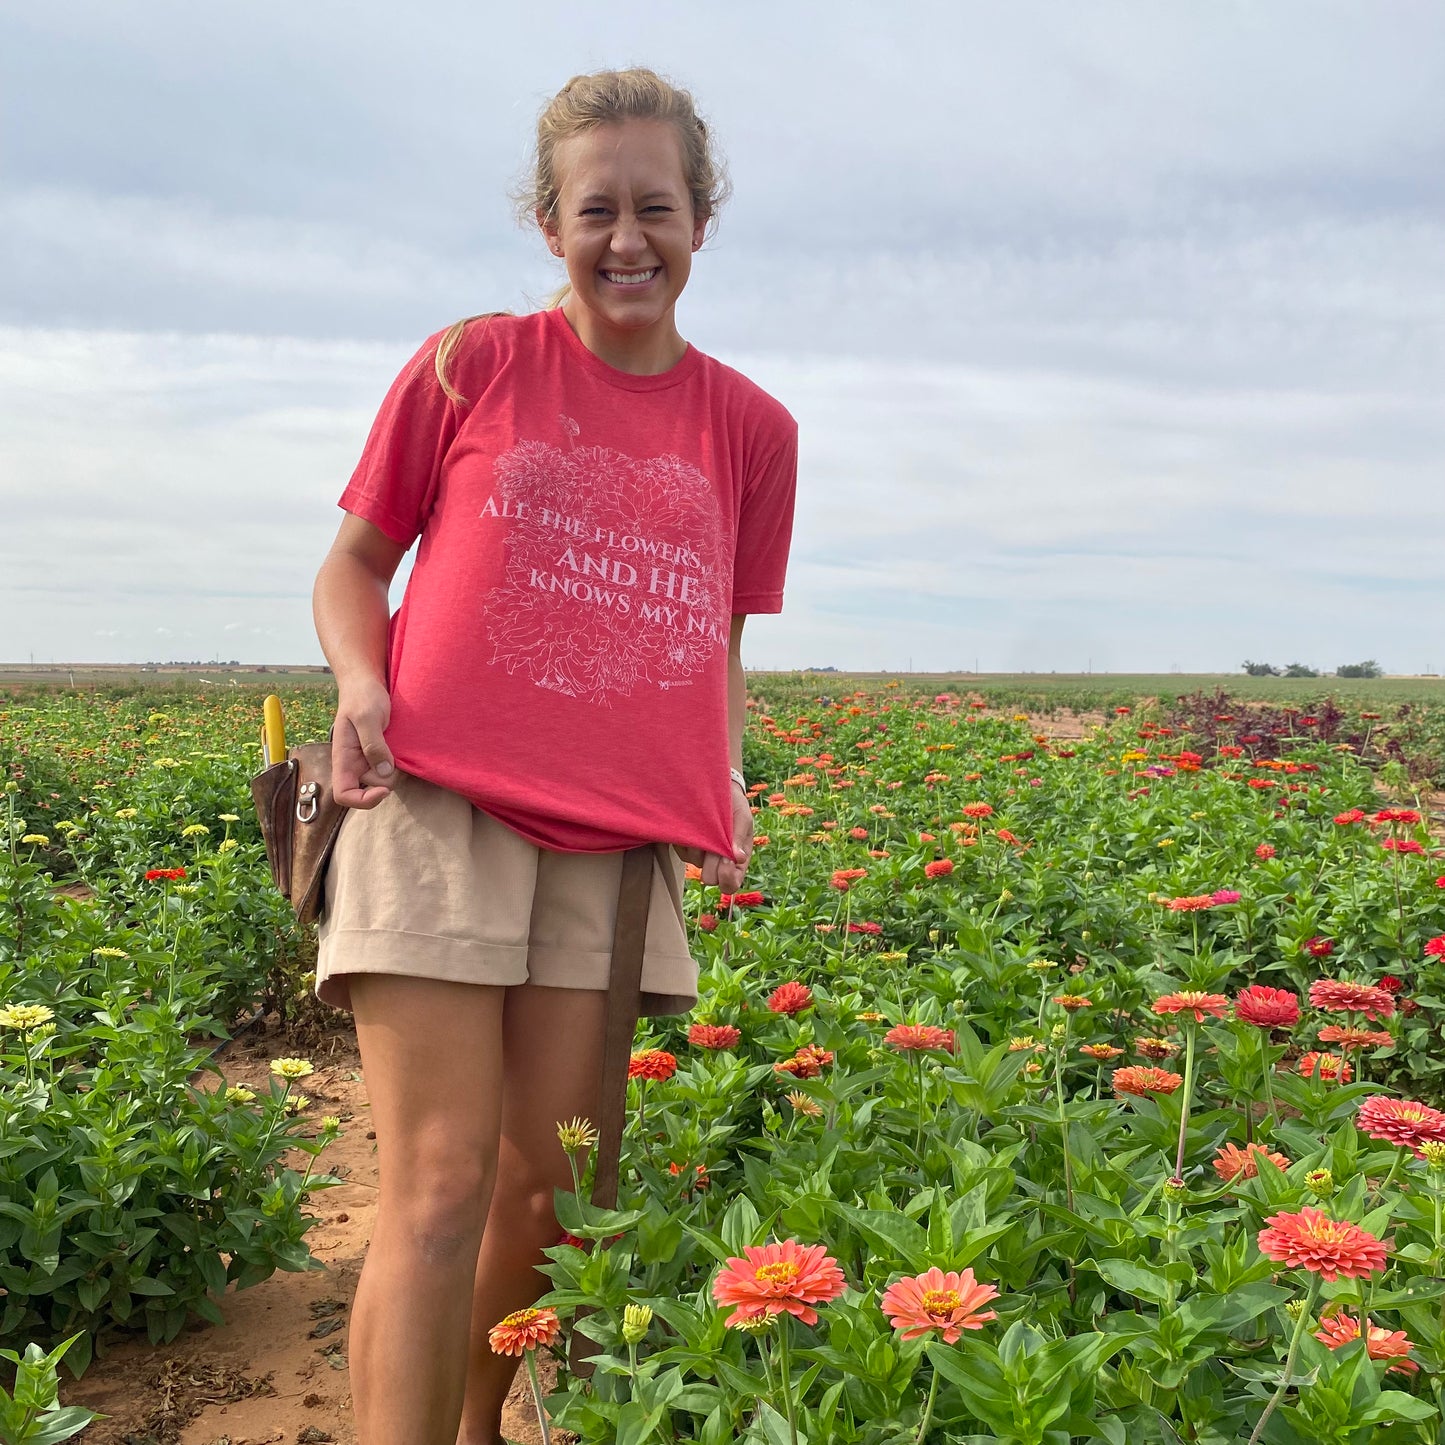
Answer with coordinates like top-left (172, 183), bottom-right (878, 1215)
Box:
top-left (314, 767), bottom-right (699, 1018)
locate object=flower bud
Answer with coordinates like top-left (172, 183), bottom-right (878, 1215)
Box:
top-left (1162, 1177), bottom-right (1188, 1204)
top-left (1304, 1167), bottom-right (1334, 1199)
top-left (1284, 1299), bottom-right (1307, 1322)
top-left (622, 1303), bottom-right (653, 1344)
top-left (557, 1117), bottom-right (599, 1153)
top-left (1418, 1141), bottom-right (1445, 1170)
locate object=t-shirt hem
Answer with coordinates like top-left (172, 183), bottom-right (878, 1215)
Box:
top-left (731, 593), bottom-right (784, 614)
top-left (339, 488), bottom-right (417, 548)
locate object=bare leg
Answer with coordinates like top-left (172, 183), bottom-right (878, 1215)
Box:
top-left (348, 974), bottom-right (507, 1445)
top-left (455, 982), bottom-right (609, 1445)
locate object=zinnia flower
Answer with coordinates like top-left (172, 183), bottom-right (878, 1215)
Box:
top-left (487, 1306), bottom-right (561, 1356)
top-left (712, 1240), bottom-right (847, 1326)
top-left (961, 802), bottom-right (994, 819)
top-left (1214, 1142), bottom-right (1290, 1184)
top-left (1053, 995), bottom-right (1093, 1011)
top-left (1315, 1309), bottom-right (1417, 1373)
top-left (1309, 980), bottom-right (1395, 1021)
top-left (1334, 809), bottom-right (1365, 825)
top-left (768, 982), bottom-right (814, 1015)
top-left (847, 920), bottom-right (884, 935)
top-left (1423, 936), bottom-right (1445, 960)
top-left (1255, 844), bottom-right (1276, 859)
top-left (880, 1267), bottom-right (1000, 1343)
top-left (1317, 1025), bottom-right (1393, 1049)
top-left (774, 1045), bottom-right (834, 1079)
top-left (1210, 889), bottom-right (1241, 905)
top-left (922, 859), bottom-right (954, 879)
top-left (1134, 1037), bottom-right (1179, 1060)
top-left (688, 1023), bottom-right (742, 1050)
top-left (883, 1024), bottom-right (955, 1053)
top-left (697, 912), bottom-right (719, 931)
top-left (1292, 1051), bottom-right (1352, 1083)
top-left (1153, 991), bottom-right (1228, 1023)
top-left (1113, 1066), bottom-right (1184, 1098)
top-left (1258, 1208), bottom-right (1387, 1280)
top-left (628, 1049), bottom-right (678, 1082)
top-left (1356, 1095), bottom-right (1445, 1149)
top-left (1234, 985), bottom-right (1301, 1028)
top-left (1079, 1044), bottom-right (1124, 1060)
top-left (144, 866), bottom-right (187, 882)
top-left (1164, 895), bottom-right (1216, 912)
top-left (1304, 937), bottom-right (1335, 958)
top-left (1382, 839), bottom-right (1425, 854)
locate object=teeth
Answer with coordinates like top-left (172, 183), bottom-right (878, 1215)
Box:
top-left (603, 268), bottom-right (657, 285)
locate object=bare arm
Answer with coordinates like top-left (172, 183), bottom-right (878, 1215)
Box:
top-left (313, 514), bottom-right (408, 808)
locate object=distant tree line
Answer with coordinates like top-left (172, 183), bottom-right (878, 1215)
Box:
top-left (1241, 660), bottom-right (1383, 679)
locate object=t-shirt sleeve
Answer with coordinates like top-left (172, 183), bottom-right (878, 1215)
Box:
top-left (730, 418), bottom-right (798, 614)
top-left (337, 330), bottom-right (461, 550)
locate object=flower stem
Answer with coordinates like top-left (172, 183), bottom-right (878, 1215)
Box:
top-left (1246, 1276), bottom-right (1320, 1445)
top-left (913, 1053), bottom-right (927, 1164)
top-left (1261, 1046), bottom-right (1278, 1131)
top-left (914, 1364), bottom-right (940, 1444)
top-left (1053, 1050), bottom-right (1075, 1213)
top-left (525, 1349), bottom-right (552, 1445)
top-left (1174, 1022), bottom-right (1198, 1183)
top-left (776, 1314), bottom-right (799, 1445)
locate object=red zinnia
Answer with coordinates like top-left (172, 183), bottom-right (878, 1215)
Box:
top-left (1356, 1095), bottom-right (1445, 1149)
top-left (1378, 975), bottom-right (1405, 994)
top-left (712, 1240), bottom-right (847, 1327)
top-left (1113, 1066), bottom-right (1184, 1098)
top-left (768, 982), bottom-right (814, 1015)
top-left (883, 1024), bottom-right (955, 1053)
top-left (1309, 980), bottom-right (1395, 1021)
top-left (1423, 936), bottom-right (1445, 960)
top-left (922, 859), bottom-right (954, 879)
top-left (847, 921), bottom-right (883, 935)
top-left (961, 802), bottom-right (994, 819)
top-left (1304, 936), bottom-right (1335, 958)
top-left (1214, 1142), bottom-right (1290, 1184)
top-left (688, 1023), bottom-right (742, 1050)
top-left (1234, 985), bottom-right (1300, 1028)
top-left (628, 1049), bottom-right (678, 1082)
top-left (487, 1306), bottom-right (562, 1356)
top-left (1334, 809), bottom-right (1365, 825)
top-left (1257, 1208), bottom-right (1387, 1280)
top-left (1382, 839), bottom-right (1425, 854)
top-left (1153, 991), bottom-right (1228, 1023)
top-left (880, 1266), bottom-right (999, 1343)
top-left (697, 913), bottom-right (719, 931)
top-left (144, 867), bottom-right (187, 882)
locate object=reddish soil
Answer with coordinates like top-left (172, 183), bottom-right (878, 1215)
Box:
top-left (65, 1020), bottom-right (564, 1445)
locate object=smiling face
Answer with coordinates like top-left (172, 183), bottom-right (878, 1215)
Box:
top-left (540, 118), bottom-right (707, 374)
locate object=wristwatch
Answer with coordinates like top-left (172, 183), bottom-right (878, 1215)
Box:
top-left (730, 767), bottom-right (747, 795)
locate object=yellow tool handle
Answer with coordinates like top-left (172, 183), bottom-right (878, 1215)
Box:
top-left (262, 694), bottom-right (287, 767)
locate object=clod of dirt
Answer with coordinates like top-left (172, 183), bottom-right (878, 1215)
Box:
top-left (296, 1429), bottom-right (334, 1443)
top-left (301, 1394), bottom-right (325, 1408)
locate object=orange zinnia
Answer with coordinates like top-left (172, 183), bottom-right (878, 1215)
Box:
top-left (1112, 1066), bottom-right (1184, 1098)
top-left (688, 1023), bottom-right (742, 1050)
top-left (1292, 1051), bottom-right (1352, 1083)
top-left (1213, 1142), bottom-right (1290, 1184)
top-left (768, 981), bottom-right (814, 1016)
top-left (487, 1306), bottom-right (562, 1356)
top-left (628, 1049), bottom-right (678, 1082)
top-left (883, 1024), bottom-right (955, 1053)
top-left (1257, 1208), bottom-right (1387, 1280)
top-left (880, 1266), bottom-right (999, 1343)
top-left (1153, 991), bottom-right (1228, 1022)
top-left (1315, 1309), bottom-right (1418, 1373)
top-left (711, 1239), bottom-right (847, 1326)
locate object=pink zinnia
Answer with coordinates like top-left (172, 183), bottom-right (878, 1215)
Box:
top-left (1210, 889), bottom-right (1241, 905)
top-left (1356, 1095), bottom-right (1445, 1150)
top-left (1255, 844), bottom-right (1276, 859)
top-left (1257, 1208), bottom-right (1387, 1280)
top-left (880, 1267), bottom-right (999, 1343)
top-left (1234, 985), bottom-right (1300, 1028)
top-left (712, 1240), bottom-right (847, 1327)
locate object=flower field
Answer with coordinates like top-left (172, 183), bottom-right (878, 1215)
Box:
top-left (4, 679), bottom-right (1445, 1443)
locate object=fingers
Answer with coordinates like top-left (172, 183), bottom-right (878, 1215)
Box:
top-left (331, 690), bottom-right (395, 809)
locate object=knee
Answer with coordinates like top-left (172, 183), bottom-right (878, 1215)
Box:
top-left (383, 1166), bottom-right (493, 1261)
top-left (490, 1170), bottom-right (569, 1240)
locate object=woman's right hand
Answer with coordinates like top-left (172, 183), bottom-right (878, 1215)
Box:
top-left (331, 678), bottom-right (396, 809)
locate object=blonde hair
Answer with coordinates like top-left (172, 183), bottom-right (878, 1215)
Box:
top-left (432, 68), bottom-right (728, 404)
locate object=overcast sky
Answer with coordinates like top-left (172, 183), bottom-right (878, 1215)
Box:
top-left (3, 1), bottom-right (1443, 674)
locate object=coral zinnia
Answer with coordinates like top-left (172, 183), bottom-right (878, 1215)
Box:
top-left (880, 1267), bottom-right (1000, 1343)
top-left (961, 802), bottom-right (994, 818)
top-left (1079, 1044), bottom-right (1124, 1060)
top-left (712, 1240), bottom-right (847, 1326)
top-left (628, 1049), bottom-right (678, 1082)
top-left (1317, 1025), bottom-right (1393, 1049)
top-left (1424, 935), bottom-right (1445, 960)
top-left (688, 1023), bottom-right (742, 1050)
top-left (1113, 1066), bottom-right (1184, 1098)
top-left (1257, 1208), bottom-right (1387, 1280)
top-left (1234, 985), bottom-right (1300, 1028)
top-left (1164, 895), bottom-right (1216, 912)
top-left (883, 1024), bottom-right (955, 1053)
top-left (922, 859), bottom-right (954, 879)
top-left (1052, 995), bottom-right (1093, 1011)
top-left (1315, 1310), bottom-right (1417, 1373)
top-left (1213, 1142), bottom-right (1290, 1184)
top-left (1356, 1095), bottom-right (1445, 1149)
top-left (774, 1045), bottom-right (834, 1079)
top-left (1292, 1051), bottom-right (1352, 1082)
top-left (1309, 980), bottom-right (1395, 1022)
top-left (768, 981), bottom-right (814, 1015)
top-left (1153, 991), bottom-right (1228, 1023)
top-left (487, 1306), bottom-right (562, 1356)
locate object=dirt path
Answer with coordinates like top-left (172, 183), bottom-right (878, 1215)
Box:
top-left (67, 1020), bottom-right (561, 1445)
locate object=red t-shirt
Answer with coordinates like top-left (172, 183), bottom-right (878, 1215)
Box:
top-left (338, 306), bottom-right (798, 855)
